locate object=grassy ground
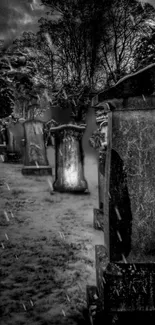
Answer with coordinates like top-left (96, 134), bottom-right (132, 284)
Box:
top-left (0, 148), bottom-right (104, 325)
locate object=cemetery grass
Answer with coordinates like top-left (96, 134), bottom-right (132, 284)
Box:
top-left (0, 153), bottom-right (104, 325)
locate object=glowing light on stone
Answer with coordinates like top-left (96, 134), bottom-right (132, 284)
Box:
top-left (64, 165), bottom-right (78, 187)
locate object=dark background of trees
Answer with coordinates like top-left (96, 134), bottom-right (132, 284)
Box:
top-left (0, 0), bottom-right (155, 120)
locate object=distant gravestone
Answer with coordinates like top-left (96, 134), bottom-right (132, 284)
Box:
top-left (3, 121), bottom-right (24, 162)
top-left (50, 123), bottom-right (88, 193)
top-left (0, 122), bottom-right (7, 155)
top-left (22, 120), bottom-right (52, 175)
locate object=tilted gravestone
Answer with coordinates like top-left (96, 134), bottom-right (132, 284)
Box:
top-left (89, 109), bottom-right (108, 230)
top-left (49, 123), bottom-right (88, 193)
top-left (87, 64), bottom-right (155, 324)
top-left (21, 120), bottom-right (52, 175)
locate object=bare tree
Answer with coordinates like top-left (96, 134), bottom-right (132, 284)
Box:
top-left (98, 0), bottom-right (155, 87)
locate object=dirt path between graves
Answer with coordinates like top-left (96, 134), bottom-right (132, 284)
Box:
top-left (0, 153), bottom-right (104, 325)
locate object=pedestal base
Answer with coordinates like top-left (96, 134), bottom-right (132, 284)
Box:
top-left (0, 144), bottom-right (6, 155)
top-left (53, 179), bottom-right (88, 193)
top-left (22, 165), bottom-right (52, 176)
top-left (3, 152), bottom-right (22, 163)
top-left (93, 208), bottom-right (104, 230)
top-left (88, 245), bottom-right (155, 324)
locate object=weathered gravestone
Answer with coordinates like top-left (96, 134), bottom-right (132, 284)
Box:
top-left (49, 123), bottom-right (88, 193)
top-left (21, 120), bottom-right (52, 175)
top-left (3, 120), bottom-right (24, 162)
top-left (87, 64), bottom-right (155, 324)
top-left (89, 109), bottom-right (108, 230)
top-left (104, 109), bottom-right (155, 263)
top-left (0, 122), bottom-right (7, 155)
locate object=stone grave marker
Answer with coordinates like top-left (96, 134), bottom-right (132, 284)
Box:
top-left (3, 121), bottom-right (24, 162)
top-left (86, 64), bottom-right (155, 324)
top-left (49, 123), bottom-right (88, 193)
top-left (22, 119), bottom-right (52, 175)
top-left (0, 122), bottom-right (7, 155)
top-left (89, 108), bottom-right (108, 230)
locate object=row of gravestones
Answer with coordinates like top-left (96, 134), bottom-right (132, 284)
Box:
top-left (0, 118), bottom-right (90, 193)
top-left (87, 63), bottom-right (155, 324)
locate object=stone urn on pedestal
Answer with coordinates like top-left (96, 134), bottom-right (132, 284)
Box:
top-left (49, 123), bottom-right (88, 193)
top-left (89, 108), bottom-right (108, 230)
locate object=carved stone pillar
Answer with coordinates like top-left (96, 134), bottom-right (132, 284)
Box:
top-left (50, 124), bottom-right (88, 193)
top-left (89, 108), bottom-right (108, 230)
top-left (21, 120), bottom-right (52, 175)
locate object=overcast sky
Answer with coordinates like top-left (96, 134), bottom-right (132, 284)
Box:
top-left (0, 0), bottom-right (47, 47)
top-left (0, 0), bottom-right (155, 47)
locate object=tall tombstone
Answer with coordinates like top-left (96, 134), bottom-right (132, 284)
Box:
top-left (89, 108), bottom-right (108, 230)
top-left (105, 109), bottom-right (155, 263)
top-left (87, 64), bottom-right (155, 324)
top-left (49, 123), bottom-right (88, 193)
top-left (21, 119), bottom-right (52, 175)
top-left (3, 120), bottom-right (24, 162)
top-left (0, 122), bottom-right (7, 155)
